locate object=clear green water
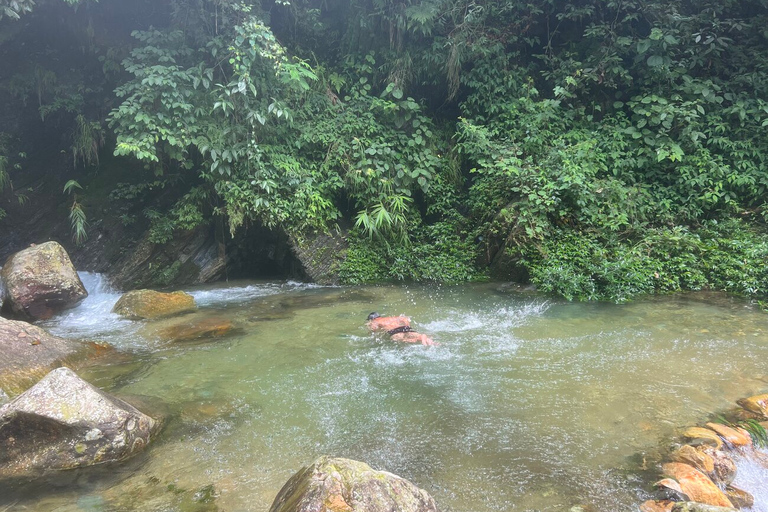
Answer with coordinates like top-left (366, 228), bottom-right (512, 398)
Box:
top-left (3, 275), bottom-right (768, 511)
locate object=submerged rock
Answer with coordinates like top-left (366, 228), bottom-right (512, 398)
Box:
top-left (670, 503), bottom-right (737, 512)
top-left (113, 290), bottom-right (196, 320)
top-left (0, 316), bottom-right (111, 395)
top-left (269, 456), bottom-right (441, 512)
top-left (0, 367), bottom-right (159, 477)
top-left (661, 463), bottom-right (733, 508)
top-left (0, 241), bottom-right (87, 320)
top-left (156, 318), bottom-right (234, 343)
top-left (736, 394), bottom-right (768, 419)
top-left (724, 485), bottom-right (754, 509)
top-left (640, 500), bottom-right (675, 512)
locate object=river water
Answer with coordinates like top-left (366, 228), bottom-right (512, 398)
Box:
top-left (3, 273), bottom-right (768, 511)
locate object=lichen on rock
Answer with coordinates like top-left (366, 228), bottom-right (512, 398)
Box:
top-left (269, 456), bottom-right (441, 512)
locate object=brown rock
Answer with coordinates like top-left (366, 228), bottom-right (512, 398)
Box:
top-left (705, 423), bottom-right (751, 447)
top-left (655, 478), bottom-right (687, 497)
top-left (696, 447), bottom-right (737, 485)
top-left (683, 427), bottom-right (724, 449)
top-left (737, 394), bottom-right (768, 419)
top-left (671, 503), bottom-right (737, 512)
top-left (725, 485), bottom-right (754, 509)
top-left (0, 367), bottom-right (160, 477)
top-left (0, 316), bottom-right (112, 395)
top-left (672, 445), bottom-right (715, 475)
top-left (640, 501), bottom-right (675, 512)
top-left (269, 456), bottom-right (441, 512)
top-left (157, 318), bottom-right (233, 342)
top-left (0, 241), bottom-right (87, 320)
top-left (662, 463), bottom-right (733, 508)
top-left (112, 289), bottom-right (196, 320)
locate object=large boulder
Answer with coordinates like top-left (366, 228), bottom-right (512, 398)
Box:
top-left (112, 289), bottom-right (196, 320)
top-left (0, 316), bottom-right (111, 395)
top-left (269, 456), bottom-right (441, 512)
top-left (0, 367), bottom-right (159, 477)
top-left (0, 241), bottom-right (87, 320)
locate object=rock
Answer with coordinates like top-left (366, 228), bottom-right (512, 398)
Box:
top-left (112, 290), bottom-right (196, 320)
top-left (696, 447), bottom-right (736, 486)
top-left (672, 445), bottom-right (715, 475)
top-left (670, 503), bottom-right (737, 512)
top-left (0, 316), bottom-right (112, 395)
top-left (737, 394), bottom-right (768, 419)
top-left (724, 485), bottom-right (754, 509)
top-left (268, 456), bottom-right (441, 512)
top-left (156, 318), bottom-right (234, 343)
top-left (0, 367), bottom-right (159, 477)
top-left (0, 241), bottom-right (87, 320)
top-left (704, 423), bottom-right (751, 447)
top-left (289, 229), bottom-right (348, 285)
top-left (655, 478), bottom-right (687, 498)
top-left (108, 225), bottom-right (228, 290)
top-left (661, 463), bottom-right (733, 508)
top-left (640, 500), bottom-right (675, 512)
top-left (683, 427), bottom-right (724, 449)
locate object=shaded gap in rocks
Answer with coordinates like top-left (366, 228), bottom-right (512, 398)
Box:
top-left (224, 225), bottom-right (307, 281)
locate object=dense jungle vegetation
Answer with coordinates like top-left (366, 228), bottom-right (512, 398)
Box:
top-left (1, 0), bottom-right (768, 302)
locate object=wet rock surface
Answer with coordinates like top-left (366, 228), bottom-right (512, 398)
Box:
top-left (736, 394), bottom-right (768, 419)
top-left (269, 456), bottom-right (441, 512)
top-left (661, 463), bottom-right (733, 508)
top-left (0, 367), bottom-right (159, 477)
top-left (0, 316), bottom-right (111, 395)
top-left (1, 241), bottom-right (87, 320)
top-left (112, 290), bottom-right (196, 320)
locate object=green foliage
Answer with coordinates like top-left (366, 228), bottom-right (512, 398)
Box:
top-left (71, 114), bottom-right (104, 168)
top-left (3, 0), bottom-right (768, 297)
top-left (716, 415), bottom-right (768, 449)
top-left (340, 221), bottom-right (484, 284)
top-left (63, 180), bottom-right (87, 245)
top-left (522, 220), bottom-right (768, 303)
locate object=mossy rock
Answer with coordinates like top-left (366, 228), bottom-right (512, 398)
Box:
top-left (112, 290), bottom-right (196, 320)
top-left (269, 456), bottom-right (441, 512)
top-left (0, 367), bottom-right (160, 477)
top-left (0, 241), bottom-right (88, 320)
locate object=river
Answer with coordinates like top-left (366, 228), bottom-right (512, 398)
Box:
top-left (2, 273), bottom-right (768, 511)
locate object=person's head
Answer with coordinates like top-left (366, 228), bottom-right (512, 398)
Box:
top-left (367, 312), bottom-right (381, 321)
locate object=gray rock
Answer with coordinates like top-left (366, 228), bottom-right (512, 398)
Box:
top-left (289, 229), bottom-right (348, 285)
top-left (0, 367), bottom-right (159, 477)
top-left (0, 241), bottom-right (87, 320)
top-left (269, 456), bottom-right (441, 512)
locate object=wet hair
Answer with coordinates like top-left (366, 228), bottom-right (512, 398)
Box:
top-left (367, 312), bottom-right (381, 321)
top-left (387, 326), bottom-right (414, 336)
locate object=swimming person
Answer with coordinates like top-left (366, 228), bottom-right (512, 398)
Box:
top-left (366, 312), bottom-right (438, 346)
top-left (366, 312), bottom-right (411, 331)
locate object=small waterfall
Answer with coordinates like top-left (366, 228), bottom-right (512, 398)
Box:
top-left (41, 272), bottom-right (142, 348)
